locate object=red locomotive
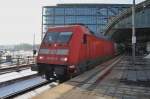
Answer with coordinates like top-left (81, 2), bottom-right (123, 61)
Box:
top-left (32, 25), bottom-right (116, 80)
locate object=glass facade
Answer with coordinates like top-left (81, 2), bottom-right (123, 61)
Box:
top-left (42, 4), bottom-right (130, 38)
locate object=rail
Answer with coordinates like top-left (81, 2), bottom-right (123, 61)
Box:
top-left (0, 76), bottom-right (48, 99)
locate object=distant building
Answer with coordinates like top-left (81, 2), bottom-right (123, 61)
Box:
top-left (42, 4), bottom-right (131, 38)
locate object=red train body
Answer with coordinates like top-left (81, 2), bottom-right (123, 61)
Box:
top-left (33, 25), bottom-right (115, 80)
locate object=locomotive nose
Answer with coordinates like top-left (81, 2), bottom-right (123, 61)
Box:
top-left (39, 48), bottom-right (69, 55)
top-left (37, 48), bottom-right (69, 64)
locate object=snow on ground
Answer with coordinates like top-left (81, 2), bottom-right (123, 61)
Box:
top-left (0, 69), bottom-right (37, 83)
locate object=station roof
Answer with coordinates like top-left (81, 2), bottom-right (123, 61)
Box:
top-left (104, 0), bottom-right (150, 43)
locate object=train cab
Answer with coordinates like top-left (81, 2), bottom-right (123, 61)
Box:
top-left (34, 25), bottom-right (88, 80)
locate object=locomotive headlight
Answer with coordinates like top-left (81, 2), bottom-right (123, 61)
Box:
top-left (38, 56), bottom-right (44, 60)
top-left (60, 57), bottom-right (68, 62)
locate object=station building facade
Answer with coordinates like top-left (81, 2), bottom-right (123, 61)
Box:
top-left (42, 4), bottom-right (131, 38)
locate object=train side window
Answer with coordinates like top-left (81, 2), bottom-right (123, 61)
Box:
top-left (83, 34), bottom-right (87, 44)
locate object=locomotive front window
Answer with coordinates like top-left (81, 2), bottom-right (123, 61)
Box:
top-left (44, 32), bottom-right (72, 43)
top-left (44, 32), bottom-right (58, 43)
top-left (57, 32), bottom-right (72, 43)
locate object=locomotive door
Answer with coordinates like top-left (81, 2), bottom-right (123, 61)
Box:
top-left (81, 34), bottom-right (90, 71)
top-left (86, 35), bottom-right (91, 62)
top-left (86, 35), bottom-right (94, 69)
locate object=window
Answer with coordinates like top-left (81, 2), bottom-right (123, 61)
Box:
top-left (44, 8), bottom-right (54, 15)
top-left (65, 8), bottom-right (76, 15)
top-left (54, 16), bottom-right (64, 24)
top-left (87, 25), bottom-right (97, 33)
top-left (108, 8), bottom-right (119, 16)
top-left (76, 16), bottom-right (96, 24)
top-left (96, 8), bottom-right (107, 16)
top-left (43, 16), bottom-right (54, 24)
top-left (97, 17), bottom-right (108, 24)
top-left (44, 32), bottom-right (73, 43)
top-left (57, 32), bottom-right (72, 43)
top-left (55, 8), bottom-right (64, 15)
top-left (76, 8), bottom-right (97, 15)
top-left (65, 16), bottom-right (76, 24)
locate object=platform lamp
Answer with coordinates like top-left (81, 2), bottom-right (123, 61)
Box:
top-left (132, 0), bottom-right (136, 65)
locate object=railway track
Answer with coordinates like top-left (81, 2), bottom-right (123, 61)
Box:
top-left (0, 75), bottom-right (49, 99)
top-left (0, 56), bottom-right (121, 99)
top-left (0, 64), bottom-right (33, 75)
top-left (15, 56), bottom-right (122, 99)
top-left (0, 67), bottom-right (59, 99)
top-left (0, 74), bottom-right (37, 88)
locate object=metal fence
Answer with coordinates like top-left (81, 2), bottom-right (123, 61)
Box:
top-left (0, 55), bottom-right (36, 68)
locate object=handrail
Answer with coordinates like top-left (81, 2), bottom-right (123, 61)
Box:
top-left (0, 55), bottom-right (36, 68)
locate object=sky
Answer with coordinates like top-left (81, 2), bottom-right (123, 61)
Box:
top-left (0, 0), bottom-right (145, 45)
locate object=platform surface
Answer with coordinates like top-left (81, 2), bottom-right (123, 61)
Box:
top-left (32, 55), bottom-right (150, 99)
top-left (0, 69), bottom-right (37, 83)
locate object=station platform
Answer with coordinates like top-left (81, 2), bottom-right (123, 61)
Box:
top-left (32, 55), bottom-right (150, 99)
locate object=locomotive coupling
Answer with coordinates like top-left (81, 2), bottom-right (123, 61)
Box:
top-left (68, 65), bottom-right (76, 73)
